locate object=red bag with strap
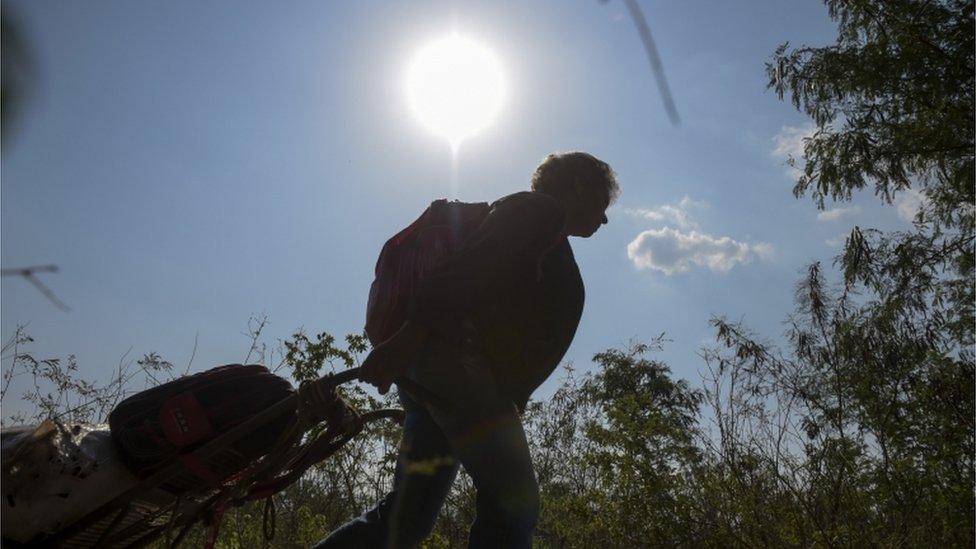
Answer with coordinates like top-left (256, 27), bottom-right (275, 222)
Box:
top-left (365, 199), bottom-right (490, 345)
top-left (108, 364), bottom-right (295, 494)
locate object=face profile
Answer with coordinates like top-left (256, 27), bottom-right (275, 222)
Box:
top-left (564, 191), bottom-right (611, 238)
top-left (529, 152), bottom-right (617, 239)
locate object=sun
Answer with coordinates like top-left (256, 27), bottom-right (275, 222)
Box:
top-left (405, 33), bottom-right (506, 151)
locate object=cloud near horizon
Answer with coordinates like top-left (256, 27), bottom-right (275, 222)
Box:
top-left (627, 227), bottom-right (773, 275)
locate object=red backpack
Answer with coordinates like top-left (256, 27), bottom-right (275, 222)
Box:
top-left (108, 364), bottom-right (295, 494)
top-left (365, 199), bottom-right (490, 345)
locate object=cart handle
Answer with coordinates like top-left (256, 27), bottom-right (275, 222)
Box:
top-left (325, 367), bottom-right (454, 413)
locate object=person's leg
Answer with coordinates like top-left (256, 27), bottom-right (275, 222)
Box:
top-left (417, 348), bottom-right (540, 549)
top-left (440, 402), bottom-right (540, 549)
top-left (312, 391), bottom-right (459, 549)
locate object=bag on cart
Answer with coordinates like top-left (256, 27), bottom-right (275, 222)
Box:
top-left (108, 363), bottom-right (295, 493)
top-left (365, 199), bottom-right (490, 345)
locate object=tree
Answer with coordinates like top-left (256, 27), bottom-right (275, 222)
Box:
top-left (521, 340), bottom-right (707, 548)
top-left (693, 1), bottom-right (976, 545)
top-left (768, 0), bottom-right (974, 348)
top-left (770, 0), bottom-right (973, 218)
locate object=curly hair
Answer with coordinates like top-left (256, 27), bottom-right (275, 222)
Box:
top-left (530, 152), bottom-right (619, 205)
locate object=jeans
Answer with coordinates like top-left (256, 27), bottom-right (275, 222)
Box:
top-left (312, 344), bottom-right (539, 549)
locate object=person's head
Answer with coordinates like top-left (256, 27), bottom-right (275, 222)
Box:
top-left (531, 151), bottom-right (619, 237)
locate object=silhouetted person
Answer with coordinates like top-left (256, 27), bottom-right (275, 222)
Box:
top-left (314, 152), bottom-right (618, 549)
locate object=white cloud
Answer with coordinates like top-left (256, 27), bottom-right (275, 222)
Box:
top-left (677, 195), bottom-right (708, 210)
top-left (894, 188), bottom-right (926, 222)
top-left (627, 227), bottom-right (773, 275)
top-left (626, 205), bottom-right (697, 228)
top-left (825, 234), bottom-right (846, 247)
top-left (751, 242), bottom-right (774, 260)
top-left (816, 206), bottom-right (861, 221)
top-left (625, 195), bottom-right (708, 229)
top-left (771, 124), bottom-right (816, 179)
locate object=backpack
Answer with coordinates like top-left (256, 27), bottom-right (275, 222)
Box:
top-left (365, 199), bottom-right (490, 345)
top-left (108, 364), bottom-right (295, 494)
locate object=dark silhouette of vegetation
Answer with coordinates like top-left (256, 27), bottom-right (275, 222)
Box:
top-left (710, 0), bottom-right (975, 544)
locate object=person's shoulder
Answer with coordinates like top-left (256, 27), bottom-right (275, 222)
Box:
top-left (492, 191), bottom-right (564, 218)
top-left (487, 192), bottom-right (566, 240)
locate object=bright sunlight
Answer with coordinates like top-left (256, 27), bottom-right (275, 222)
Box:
top-left (405, 33), bottom-right (506, 151)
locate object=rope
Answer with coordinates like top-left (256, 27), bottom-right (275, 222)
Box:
top-left (296, 375), bottom-right (360, 428)
top-left (163, 495), bottom-right (182, 546)
top-left (262, 496), bottom-right (276, 542)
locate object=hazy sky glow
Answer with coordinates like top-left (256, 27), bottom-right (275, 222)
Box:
top-left (1, 1), bottom-right (919, 419)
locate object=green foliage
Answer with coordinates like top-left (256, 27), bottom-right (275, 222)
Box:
top-left (283, 330), bottom-right (369, 383)
top-left (768, 0), bottom-right (974, 378)
top-left (518, 341), bottom-right (710, 548)
top-left (580, 343), bottom-right (703, 546)
top-left (768, 0), bottom-right (974, 353)
top-left (768, 0), bottom-right (973, 213)
top-left (754, 1), bottom-right (975, 544)
top-left (704, 287), bottom-right (973, 546)
top-left (6, 321), bottom-right (971, 546)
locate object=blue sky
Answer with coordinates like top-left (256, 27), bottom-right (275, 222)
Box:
top-left (1, 1), bottom-right (919, 417)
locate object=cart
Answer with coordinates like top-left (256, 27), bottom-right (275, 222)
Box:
top-left (1, 367), bottom-right (422, 548)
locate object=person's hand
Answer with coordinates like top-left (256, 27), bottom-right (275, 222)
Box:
top-left (358, 342), bottom-right (406, 395)
top-left (359, 322), bottom-right (429, 394)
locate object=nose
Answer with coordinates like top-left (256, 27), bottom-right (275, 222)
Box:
top-left (600, 213), bottom-right (608, 225)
